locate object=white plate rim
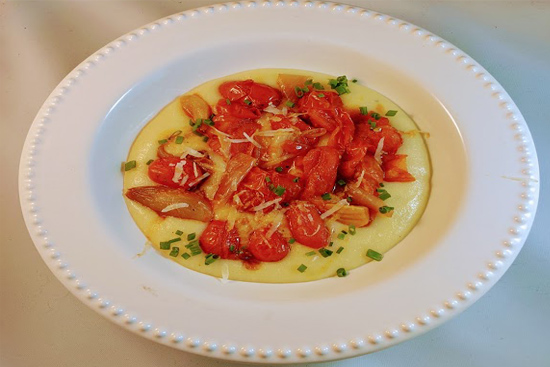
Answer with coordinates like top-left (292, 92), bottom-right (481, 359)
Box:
top-left (18, 1), bottom-right (540, 363)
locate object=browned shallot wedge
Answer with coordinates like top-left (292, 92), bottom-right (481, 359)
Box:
top-left (214, 153), bottom-right (257, 204)
top-left (345, 185), bottom-right (391, 216)
top-left (180, 94), bottom-right (212, 121)
top-left (126, 186), bottom-right (213, 222)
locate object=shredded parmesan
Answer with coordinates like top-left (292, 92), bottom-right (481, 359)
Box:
top-left (252, 198), bottom-right (283, 211)
top-left (374, 137), bottom-right (385, 165)
top-left (266, 210), bottom-right (285, 238)
top-left (180, 147), bottom-right (205, 159)
top-left (263, 103), bottom-right (288, 116)
top-left (356, 169), bottom-right (366, 187)
top-left (243, 132), bottom-right (262, 148)
top-left (161, 202), bottom-right (189, 212)
top-left (226, 138), bottom-right (249, 143)
top-left (193, 162), bottom-right (199, 177)
top-left (172, 160), bottom-right (187, 183)
top-left (219, 263), bottom-right (230, 284)
top-left (320, 199), bottom-right (350, 219)
top-left (188, 172), bottom-right (210, 187)
top-left (210, 127), bottom-right (232, 137)
top-left (255, 128), bottom-right (295, 137)
top-left (179, 174), bottom-right (189, 187)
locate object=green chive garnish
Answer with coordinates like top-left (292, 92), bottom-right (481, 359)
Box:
top-left (337, 233), bottom-right (346, 240)
top-left (146, 159), bottom-right (154, 165)
top-left (305, 251), bottom-right (316, 256)
top-left (334, 85), bottom-right (349, 95)
top-left (175, 136), bottom-right (184, 144)
top-left (202, 136), bottom-right (209, 142)
top-left (265, 176), bottom-right (272, 183)
top-left (351, 78), bottom-right (358, 83)
top-left (371, 112), bottom-right (381, 120)
top-left (321, 193), bottom-right (331, 200)
top-left (385, 110), bottom-right (398, 116)
top-left (317, 93), bottom-right (325, 97)
top-left (312, 82), bottom-right (324, 90)
top-left (368, 121), bottom-right (377, 129)
top-left (297, 264), bottom-right (307, 273)
top-left (304, 79), bottom-right (313, 86)
top-left (336, 246), bottom-right (344, 254)
top-left (124, 160), bottom-right (137, 171)
top-left (349, 225), bottom-right (356, 235)
top-left (346, 197), bottom-right (353, 203)
top-left (205, 253), bottom-right (219, 265)
top-left (175, 230), bottom-right (183, 236)
top-left (273, 185), bottom-right (286, 196)
top-left (181, 253), bottom-right (191, 259)
top-left (337, 179), bottom-right (346, 186)
top-left (289, 238), bottom-right (296, 244)
top-left (159, 241), bottom-right (171, 250)
top-left (158, 139), bottom-right (168, 145)
top-left (244, 99), bottom-right (252, 105)
top-left (329, 241), bottom-right (334, 247)
top-left (318, 248), bottom-right (333, 258)
top-left (275, 166), bottom-right (283, 173)
top-left (379, 206), bottom-right (394, 214)
top-left (359, 106), bottom-right (368, 115)
top-left (169, 247), bottom-right (180, 257)
top-left (292, 177), bottom-right (299, 183)
top-left (376, 188), bottom-right (391, 201)
top-left (367, 249), bottom-right (383, 261)
top-left (285, 100), bottom-right (295, 108)
top-left (294, 86), bottom-right (305, 98)
top-left (336, 268), bottom-right (349, 277)
top-left (226, 98), bottom-right (231, 105)
top-left (187, 233), bottom-right (196, 241)
top-left (229, 245), bottom-right (236, 253)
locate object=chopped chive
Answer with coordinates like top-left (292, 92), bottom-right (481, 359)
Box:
top-left (336, 246), bottom-right (345, 254)
top-left (244, 99), bottom-right (252, 105)
top-left (187, 233), bottom-right (196, 241)
top-left (285, 100), bottom-right (295, 108)
top-left (169, 247), bottom-right (180, 257)
top-left (202, 136), bottom-right (209, 142)
top-left (346, 196), bottom-right (353, 203)
top-left (351, 78), bottom-right (358, 83)
top-left (305, 251), bottom-right (316, 256)
top-left (185, 240), bottom-right (199, 248)
top-left (368, 121), bottom-right (377, 129)
top-left (359, 106), bottom-right (368, 115)
top-left (371, 112), bottom-right (381, 120)
top-left (379, 206), bottom-right (394, 214)
top-left (146, 159), bottom-right (154, 165)
top-left (175, 136), bottom-right (184, 144)
top-left (329, 241), bottom-right (334, 247)
top-left (225, 98), bottom-right (231, 105)
top-left (289, 238), bottom-right (296, 244)
top-left (293, 177), bottom-right (299, 183)
top-left (349, 225), bottom-right (356, 235)
top-left (312, 82), bottom-right (324, 90)
top-left (321, 193), bottom-right (331, 200)
top-left (229, 245), bottom-right (236, 253)
top-left (193, 130), bottom-right (204, 137)
top-left (304, 79), bottom-right (313, 86)
top-left (341, 230), bottom-right (348, 235)
top-left (175, 230), bottom-right (183, 236)
top-left (159, 241), bottom-right (171, 250)
top-left (367, 249), bottom-right (383, 261)
top-left (318, 248), bottom-right (333, 258)
top-left (317, 93), bottom-right (325, 97)
top-left (158, 139), bottom-right (168, 145)
top-left (273, 185), bottom-right (286, 196)
top-left (205, 253), bottom-right (219, 265)
top-left (294, 86), bottom-right (305, 98)
top-left (385, 110), bottom-right (398, 116)
top-left (297, 264), bottom-right (308, 273)
top-left (337, 232), bottom-right (346, 240)
top-left (334, 85), bottom-right (350, 95)
top-left (275, 166), bottom-right (283, 173)
top-left (124, 160), bottom-right (137, 171)
top-left (337, 179), bottom-right (346, 186)
top-left (188, 119), bottom-right (195, 127)
top-left (376, 188), bottom-right (391, 201)
top-left (336, 268), bottom-right (349, 277)
top-left (203, 119), bottom-right (214, 126)
top-left (181, 253), bottom-right (191, 260)
top-left (265, 176), bottom-right (272, 183)
top-left (379, 182), bottom-right (385, 187)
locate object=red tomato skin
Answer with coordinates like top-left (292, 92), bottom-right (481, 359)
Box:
top-left (148, 157), bottom-right (202, 189)
top-left (219, 80), bottom-right (253, 101)
top-left (300, 147), bottom-right (340, 199)
top-left (285, 202), bottom-right (329, 249)
top-left (199, 220), bottom-right (241, 259)
top-left (248, 83), bottom-right (282, 109)
top-left (247, 228), bottom-right (290, 262)
top-left (270, 172), bottom-right (303, 203)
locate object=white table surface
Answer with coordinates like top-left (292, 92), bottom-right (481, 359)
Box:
top-left (1, 1), bottom-right (549, 366)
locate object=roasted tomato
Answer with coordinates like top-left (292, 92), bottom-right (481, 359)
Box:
top-left (285, 201), bottom-right (329, 249)
top-left (270, 172), bottom-right (303, 203)
top-left (219, 80), bottom-right (253, 102)
top-left (199, 220), bottom-right (241, 259)
top-left (233, 167), bottom-right (276, 212)
top-left (219, 80), bottom-right (282, 110)
top-left (248, 227), bottom-right (290, 262)
top-left (382, 154), bottom-right (415, 182)
top-left (300, 147), bottom-right (340, 199)
top-left (148, 157), bottom-right (203, 189)
top-left (352, 113), bottom-right (403, 155)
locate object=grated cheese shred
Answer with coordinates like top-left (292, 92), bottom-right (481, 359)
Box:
top-left (320, 199), bottom-right (350, 219)
top-left (161, 203), bottom-right (189, 212)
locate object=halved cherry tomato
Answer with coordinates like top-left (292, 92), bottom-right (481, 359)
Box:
top-left (199, 220), bottom-right (241, 259)
top-left (148, 157), bottom-right (203, 189)
top-left (300, 147), bottom-right (340, 199)
top-left (352, 113), bottom-right (403, 155)
top-left (247, 227), bottom-right (290, 262)
top-left (219, 80), bottom-right (282, 110)
top-left (270, 172), bottom-right (303, 203)
top-left (285, 201), bottom-right (329, 249)
top-left (233, 167), bottom-right (276, 212)
top-left (248, 83), bottom-right (282, 109)
top-left (219, 80), bottom-right (253, 101)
